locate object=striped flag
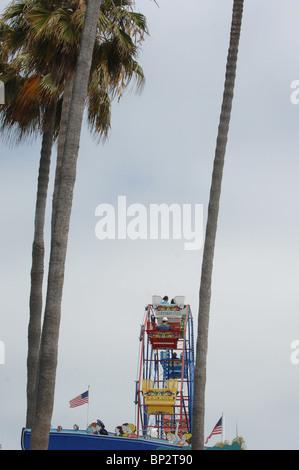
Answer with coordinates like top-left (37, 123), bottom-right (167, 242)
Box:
top-left (69, 390), bottom-right (89, 408)
top-left (205, 417), bottom-right (222, 444)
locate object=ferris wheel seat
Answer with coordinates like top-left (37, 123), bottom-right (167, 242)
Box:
top-left (142, 379), bottom-right (178, 415)
top-left (160, 353), bottom-right (189, 379)
top-left (152, 305), bottom-right (188, 327)
top-left (152, 295), bottom-right (163, 307)
top-left (151, 295), bottom-right (185, 308)
top-left (146, 321), bottom-right (181, 350)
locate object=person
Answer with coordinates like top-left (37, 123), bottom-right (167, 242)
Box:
top-left (177, 433), bottom-right (192, 447)
top-left (86, 422), bottom-right (98, 434)
top-left (97, 419), bottom-right (108, 435)
top-left (172, 422), bottom-right (192, 447)
top-left (114, 425), bottom-right (123, 437)
top-left (158, 317), bottom-right (170, 331)
top-left (122, 423), bottom-right (137, 438)
top-left (126, 423), bottom-right (138, 438)
top-left (161, 296), bottom-right (169, 304)
top-left (121, 423), bottom-right (129, 436)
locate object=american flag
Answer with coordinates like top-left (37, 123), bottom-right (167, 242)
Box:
top-left (205, 417), bottom-right (222, 444)
top-left (69, 390), bottom-right (89, 408)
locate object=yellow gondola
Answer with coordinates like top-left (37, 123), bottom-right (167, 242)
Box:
top-left (142, 379), bottom-right (178, 415)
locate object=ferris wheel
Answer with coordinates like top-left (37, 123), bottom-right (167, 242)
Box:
top-left (135, 296), bottom-right (194, 441)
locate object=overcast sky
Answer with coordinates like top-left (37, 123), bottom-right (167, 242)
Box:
top-left (1, 0), bottom-right (299, 450)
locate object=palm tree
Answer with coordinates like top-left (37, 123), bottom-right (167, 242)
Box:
top-left (27, 102), bottom-right (59, 426)
top-left (0, 0), bottom-right (147, 432)
top-left (192, 0), bottom-right (244, 450)
top-left (29, 0), bottom-right (104, 449)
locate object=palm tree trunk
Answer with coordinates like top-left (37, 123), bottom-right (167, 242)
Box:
top-left (51, 73), bottom-right (75, 235)
top-left (192, 0), bottom-right (244, 450)
top-left (27, 73), bottom-right (74, 428)
top-left (26, 102), bottom-right (57, 429)
top-left (29, 0), bottom-right (103, 450)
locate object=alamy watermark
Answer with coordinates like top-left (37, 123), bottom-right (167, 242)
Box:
top-left (290, 340), bottom-right (299, 365)
top-left (290, 80), bottom-right (299, 104)
top-left (95, 196), bottom-right (203, 251)
top-left (0, 80), bottom-right (4, 105)
top-left (0, 341), bottom-right (5, 365)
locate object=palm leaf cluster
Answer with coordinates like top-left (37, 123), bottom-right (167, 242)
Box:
top-left (0, 0), bottom-right (147, 142)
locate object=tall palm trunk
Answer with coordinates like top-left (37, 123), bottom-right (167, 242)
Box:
top-left (51, 73), bottom-right (75, 235)
top-left (29, 0), bottom-right (103, 450)
top-left (192, 0), bottom-right (244, 450)
top-left (26, 74), bottom-right (74, 428)
top-left (26, 102), bottom-right (57, 429)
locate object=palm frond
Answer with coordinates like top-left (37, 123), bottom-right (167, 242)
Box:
top-left (86, 88), bottom-right (111, 142)
top-left (0, 0), bottom-right (148, 144)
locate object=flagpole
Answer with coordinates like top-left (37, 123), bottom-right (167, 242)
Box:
top-left (222, 412), bottom-right (225, 443)
top-left (87, 385), bottom-right (90, 427)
